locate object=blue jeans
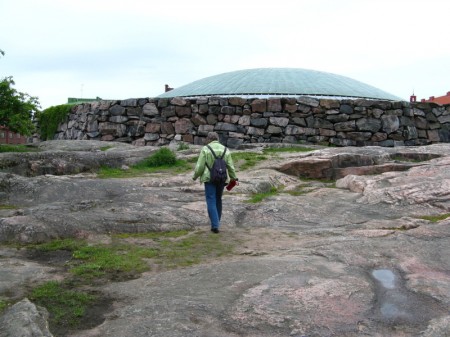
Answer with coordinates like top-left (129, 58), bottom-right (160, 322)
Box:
top-left (204, 182), bottom-right (225, 229)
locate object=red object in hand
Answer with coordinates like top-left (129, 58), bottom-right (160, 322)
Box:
top-left (226, 179), bottom-right (238, 191)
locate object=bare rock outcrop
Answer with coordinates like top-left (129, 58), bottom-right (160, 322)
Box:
top-left (0, 298), bottom-right (53, 337)
top-left (1, 140), bottom-right (450, 337)
top-left (0, 140), bottom-right (158, 176)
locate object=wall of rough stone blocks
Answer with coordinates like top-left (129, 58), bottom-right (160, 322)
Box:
top-left (53, 96), bottom-right (450, 148)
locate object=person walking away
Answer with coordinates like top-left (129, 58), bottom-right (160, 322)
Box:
top-left (192, 132), bottom-right (238, 233)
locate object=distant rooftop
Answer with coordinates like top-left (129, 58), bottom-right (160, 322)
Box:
top-left (420, 91), bottom-right (450, 105)
top-left (158, 68), bottom-right (403, 101)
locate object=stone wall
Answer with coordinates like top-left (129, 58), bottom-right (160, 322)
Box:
top-left (53, 96), bottom-right (450, 148)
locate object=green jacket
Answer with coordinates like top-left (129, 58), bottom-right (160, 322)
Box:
top-left (193, 141), bottom-right (237, 183)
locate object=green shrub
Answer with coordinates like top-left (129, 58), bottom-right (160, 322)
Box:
top-left (137, 147), bottom-right (177, 168)
top-left (37, 104), bottom-right (73, 140)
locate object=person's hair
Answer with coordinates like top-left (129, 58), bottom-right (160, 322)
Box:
top-left (205, 132), bottom-right (220, 143)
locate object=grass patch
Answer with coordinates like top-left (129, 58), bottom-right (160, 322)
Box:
top-left (98, 147), bottom-right (193, 178)
top-left (29, 230), bottom-right (236, 278)
top-left (33, 238), bottom-right (156, 279)
top-left (98, 160), bottom-right (192, 178)
top-left (70, 244), bottom-right (157, 278)
top-left (35, 238), bottom-right (85, 252)
top-left (0, 144), bottom-right (38, 153)
top-left (100, 145), bottom-right (113, 151)
top-left (30, 281), bottom-right (96, 328)
top-left (418, 213), bottom-right (450, 223)
top-left (247, 187), bottom-right (279, 203)
top-left (232, 152), bottom-right (268, 170)
top-left (25, 229), bottom-right (236, 333)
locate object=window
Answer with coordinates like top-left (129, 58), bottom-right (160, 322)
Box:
top-left (0, 132), bottom-right (4, 138)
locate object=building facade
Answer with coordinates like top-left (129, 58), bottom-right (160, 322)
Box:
top-left (0, 126), bottom-right (27, 144)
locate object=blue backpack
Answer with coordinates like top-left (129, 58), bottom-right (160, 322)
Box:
top-left (205, 145), bottom-right (228, 185)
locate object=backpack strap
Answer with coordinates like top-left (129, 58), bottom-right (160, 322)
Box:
top-left (205, 145), bottom-right (214, 171)
top-left (206, 144), bottom-right (227, 159)
top-left (206, 144), bottom-right (218, 159)
top-left (205, 144), bottom-right (227, 170)
top-left (220, 147), bottom-right (227, 159)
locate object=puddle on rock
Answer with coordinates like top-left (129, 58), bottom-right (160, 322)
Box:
top-left (372, 269), bottom-right (395, 289)
top-left (380, 301), bottom-right (408, 319)
top-left (370, 267), bottom-right (447, 326)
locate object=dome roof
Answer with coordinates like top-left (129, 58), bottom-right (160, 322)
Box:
top-left (158, 68), bottom-right (402, 101)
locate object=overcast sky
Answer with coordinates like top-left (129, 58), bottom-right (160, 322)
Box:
top-left (1, 0), bottom-right (449, 109)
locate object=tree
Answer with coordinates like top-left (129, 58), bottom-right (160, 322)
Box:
top-left (0, 50), bottom-right (40, 136)
top-left (0, 76), bottom-right (40, 136)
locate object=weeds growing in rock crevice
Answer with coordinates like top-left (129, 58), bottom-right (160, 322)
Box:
top-left (23, 229), bottom-right (237, 335)
top-left (0, 299), bottom-right (7, 313)
top-left (99, 145), bottom-right (113, 151)
top-left (247, 187), bottom-right (280, 203)
top-left (418, 213), bottom-right (450, 222)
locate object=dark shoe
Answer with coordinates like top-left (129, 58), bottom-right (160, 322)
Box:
top-left (211, 228), bottom-right (219, 233)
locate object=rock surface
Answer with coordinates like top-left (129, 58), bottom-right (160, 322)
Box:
top-left (0, 298), bottom-right (53, 337)
top-left (0, 140), bottom-right (449, 337)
